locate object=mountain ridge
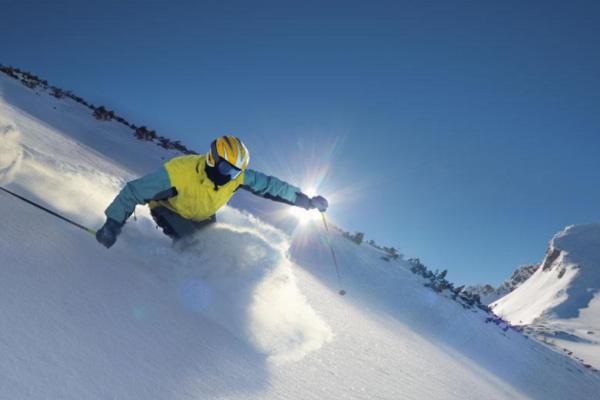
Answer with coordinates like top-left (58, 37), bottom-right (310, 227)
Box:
top-left (465, 264), bottom-right (539, 305)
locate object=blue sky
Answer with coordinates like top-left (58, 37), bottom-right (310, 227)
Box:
top-left (2, 0), bottom-right (599, 285)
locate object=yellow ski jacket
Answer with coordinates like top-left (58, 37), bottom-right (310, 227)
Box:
top-left (105, 154), bottom-right (302, 224)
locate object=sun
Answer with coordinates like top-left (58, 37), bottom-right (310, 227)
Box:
top-left (289, 205), bottom-right (322, 225)
top-left (288, 187), bottom-right (324, 224)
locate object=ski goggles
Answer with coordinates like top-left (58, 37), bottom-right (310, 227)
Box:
top-left (217, 159), bottom-right (242, 179)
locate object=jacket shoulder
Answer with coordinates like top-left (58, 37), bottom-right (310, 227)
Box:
top-left (165, 154), bottom-right (205, 174)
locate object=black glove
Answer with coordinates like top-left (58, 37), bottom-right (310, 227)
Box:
top-left (294, 193), bottom-right (329, 212)
top-left (96, 218), bottom-right (123, 249)
top-left (310, 195), bottom-right (329, 212)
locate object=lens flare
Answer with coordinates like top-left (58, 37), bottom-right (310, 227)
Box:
top-left (289, 206), bottom-right (321, 225)
top-left (255, 132), bottom-right (359, 233)
top-left (288, 186), bottom-right (321, 224)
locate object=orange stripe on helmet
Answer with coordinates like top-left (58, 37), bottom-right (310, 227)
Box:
top-left (224, 136), bottom-right (237, 162)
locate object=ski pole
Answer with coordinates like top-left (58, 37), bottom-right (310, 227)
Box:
top-left (0, 186), bottom-right (97, 236)
top-left (320, 212), bottom-right (346, 296)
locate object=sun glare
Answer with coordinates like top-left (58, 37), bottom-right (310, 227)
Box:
top-left (288, 186), bottom-right (323, 224)
top-left (289, 206), bottom-right (322, 225)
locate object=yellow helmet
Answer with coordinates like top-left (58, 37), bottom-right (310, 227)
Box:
top-left (206, 135), bottom-right (250, 171)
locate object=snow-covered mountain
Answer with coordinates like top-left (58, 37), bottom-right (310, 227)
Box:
top-left (466, 264), bottom-right (539, 305)
top-left (492, 224), bottom-right (600, 370)
top-left (2, 70), bottom-right (600, 399)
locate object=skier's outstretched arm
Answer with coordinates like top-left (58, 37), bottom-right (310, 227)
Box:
top-left (97, 167), bottom-right (176, 248)
top-left (240, 169), bottom-right (328, 212)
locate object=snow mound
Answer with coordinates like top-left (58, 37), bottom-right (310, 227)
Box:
top-left (546, 224), bottom-right (600, 319)
top-left (136, 207), bottom-right (333, 364)
top-left (492, 223), bottom-right (600, 369)
top-left (0, 116), bottom-right (23, 184)
top-left (493, 224), bottom-right (600, 324)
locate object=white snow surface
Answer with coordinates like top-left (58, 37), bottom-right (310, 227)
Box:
top-left (0, 115), bottom-right (23, 185)
top-left (492, 224), bottom-right (600, 370)
top-left (1, 73), bottom-right (600, 399)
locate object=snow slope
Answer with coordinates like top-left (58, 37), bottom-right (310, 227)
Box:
top-left (2, 73), bottom-right (600, 399)
top-left (492, 224), bottom-right (600, 370)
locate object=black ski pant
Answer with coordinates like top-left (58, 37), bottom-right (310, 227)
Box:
top-left (150, 206), bottom-right (216, 241)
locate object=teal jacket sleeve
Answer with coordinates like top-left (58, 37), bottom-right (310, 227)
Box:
top-left (241, 169), bottom-right (301, 205)
top-left (105, 166), bottom-right (175, 224)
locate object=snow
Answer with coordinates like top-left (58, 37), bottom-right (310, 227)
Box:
top-left (0, 115), bottom-right (23, 184)
top-left (492, 258), bottom-right (576, 325)
top-left (2, 72), bottom-right (600, 399)
top-left (492, 224), bottom-right (600, 370)
top-left (166, 213), bottom-right (335, 363)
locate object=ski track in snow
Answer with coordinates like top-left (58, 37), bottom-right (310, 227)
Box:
top-left (131, 211), bottom-right (335, 364)
top-left (2, 73), bottom-right (600, 399)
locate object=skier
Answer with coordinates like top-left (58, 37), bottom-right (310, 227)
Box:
top-left (96, 135), bottom-right (329, 248)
